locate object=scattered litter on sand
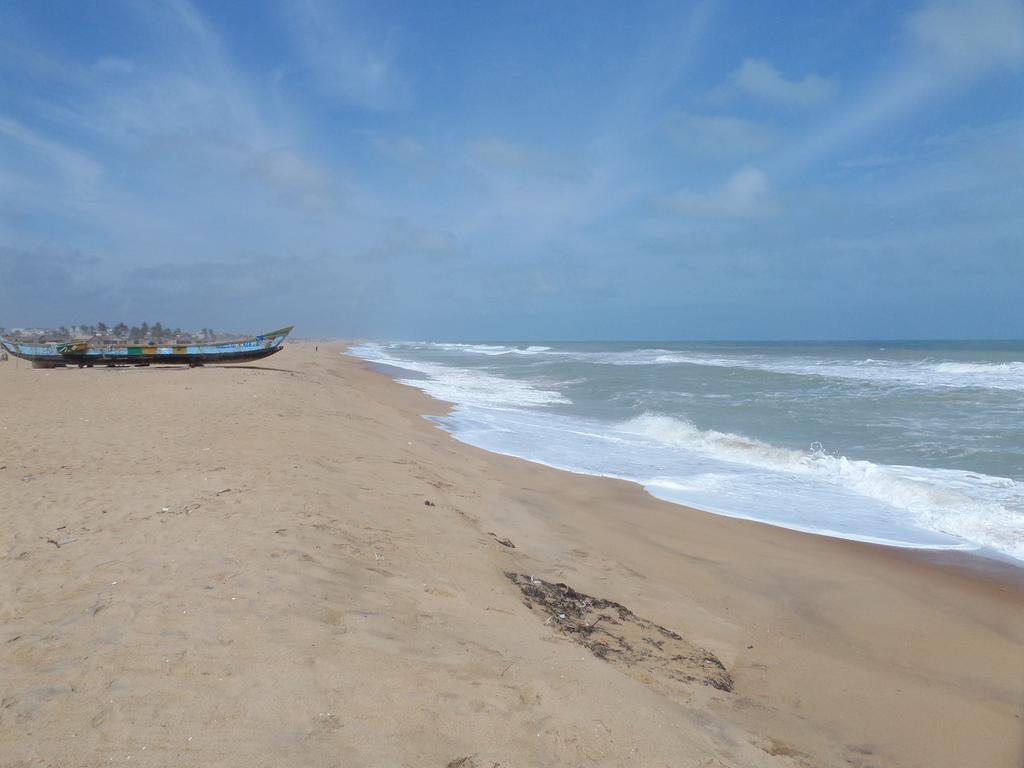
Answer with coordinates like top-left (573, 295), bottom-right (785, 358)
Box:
top-left (488, 533), bottom-right (515, 549)
top-left (44, 536), bottom-right (76, 548)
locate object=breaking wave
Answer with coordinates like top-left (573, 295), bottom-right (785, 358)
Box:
top-left (616, 414), bottom-right (1024, 560)
top-left (348, 342), bottom-right (568, 409)
top-left (348, 341), bottom-right (1024, 562)
top-left (390, 341), bottom-right (1024, 391)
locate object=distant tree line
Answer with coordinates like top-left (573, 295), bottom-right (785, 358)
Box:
top-left (4, 323), bottom-right (223, 342)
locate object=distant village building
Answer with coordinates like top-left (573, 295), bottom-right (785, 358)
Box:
top-left (2, 325), bottom-right (230, 344)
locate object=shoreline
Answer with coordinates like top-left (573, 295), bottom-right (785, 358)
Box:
top-left (356, 344), bottom-right (1024, 766)
top-left (2, 341), bottom-right (1021, 767)
top-left (359, 342), bottom-right (1024, 766)
top-left (362, 353), bottom-right (1024, 583)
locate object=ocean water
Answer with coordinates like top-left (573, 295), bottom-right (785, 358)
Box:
top-left (348, 341), bottom-right (1024, 563)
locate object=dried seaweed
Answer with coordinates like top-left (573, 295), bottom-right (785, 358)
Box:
top-left (506, 572), bottom-right (732, 692)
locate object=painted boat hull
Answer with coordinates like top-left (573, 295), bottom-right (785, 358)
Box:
top-left (1, 326), bottom-right (293, 367)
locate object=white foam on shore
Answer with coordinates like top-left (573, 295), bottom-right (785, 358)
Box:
top-left (350, 342), bottom-right (569, 409)
top-left (387, 341), bottom-right (1024, 391)
top-left (617, 414), bottom-right (1024, 560)
top-left (433, 406), bottom-right (988, 554)
top-left (403, 342), bottom-right (554, 356)
top-left (649, 355), bottom-right (1024, 391)
top-left (348, 343), bottom-right (1024, 562)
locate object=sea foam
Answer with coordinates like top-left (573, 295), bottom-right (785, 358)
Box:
top-left (348, 341), bottom-right (1024, 562)
top-left (616, 414), bottom-right (1024, 560)
top-left (392, 342), bottom-right (1024, 391)
top-left (352, 342), bottom-right (568, 408)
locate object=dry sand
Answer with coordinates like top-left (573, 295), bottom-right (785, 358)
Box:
top-left (1, 341), bottom-right (1021, 768)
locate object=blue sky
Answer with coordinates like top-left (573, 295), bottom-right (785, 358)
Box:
top-left (1, 0), bottom-right (1022, 339)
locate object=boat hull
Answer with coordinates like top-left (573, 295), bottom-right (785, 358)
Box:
top-left (1, 326), bottom-right (293, 368)
top-left (62, 345), bottom-right (284, 366)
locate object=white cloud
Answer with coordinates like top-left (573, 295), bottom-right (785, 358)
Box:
top-left (95, 57), bottom-right (135, 75)
top-left (455, 137), bottom-right (625, 249)
top-left (371, 136), bottom-right (438, 176)
top-left (249, 148), bottom-right (335, 211)
top-left (772, 0), bottom-right (1024, 177)
top-left (68, 0), bottom-right (274, 149)
top-left (664, 112), bottom-right (779, 156)
top-left (0, 114), bottom-right (101, 190)
top-left (54, 1), bottom-right (340, 214)
top-left (364, 221), bottom-right (459, 261)
top-left (285, 0), bottom-right (409, 111)
top-left (909, 0), bottom-right (1024, 76)
top-left (373, 136), bottom-right (423, 163)
top-left (661, 167), bottom-right (776, 218)
top-left (467, 138), bottom-right (587, 182)
top-left (0, 0), bottom-right (366, 285)
top-left (469, 138), bottom-right (537, 174)
top-left (731, 58), bottom-right (837, 107)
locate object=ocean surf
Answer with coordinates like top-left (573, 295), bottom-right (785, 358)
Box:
top-left (349, 340), bottom-right (1024, 563)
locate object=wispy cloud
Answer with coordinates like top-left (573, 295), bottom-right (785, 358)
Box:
top-left (467, 138), bottom-right (588, 183)
top-left (283, 0), bottom-right (410, 111)
top-left (660, 166), bottom-right (776, 219)
top-left (361, 220), bottom-right (460, 262)
top-left (94, 56), bottom-right (135, 76)
top-left (731, 58), bottom-right (838, 107)
top-left (770, 0), bottom-right (1024, 177)
top-left (663, 111), bottom-right (779, 157)
top-left (0, 115), bottom-right (102, 190)
top-left (373, 136), bottom-right (424, 164)
top-left (0, 0), bottom-right (1020, 338)
top-left (909, 0), bottom-right (1024, 77)
top-left (12, 1), bottom-right (344, 229)
top-left (247, 148), bottom-right (336, 212)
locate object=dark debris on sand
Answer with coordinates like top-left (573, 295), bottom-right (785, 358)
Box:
top-left (505, 572), bottom-right (733, 692)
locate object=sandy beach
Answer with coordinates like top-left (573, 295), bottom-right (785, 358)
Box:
top-left (1, 341), bottom-right (1021, 768)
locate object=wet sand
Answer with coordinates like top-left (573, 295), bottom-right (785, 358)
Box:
top-left (1, 341), bottom-right (1021, 767)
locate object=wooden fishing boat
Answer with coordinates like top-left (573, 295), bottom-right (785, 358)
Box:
top-left (0, 326), bottom-right (294, 368)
